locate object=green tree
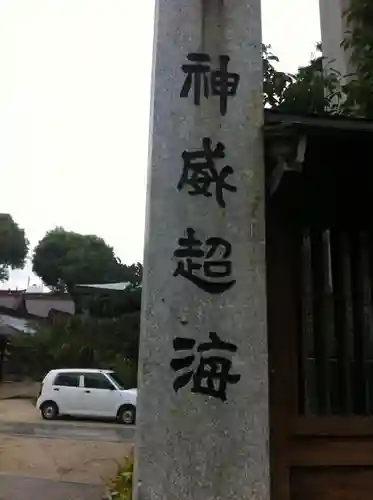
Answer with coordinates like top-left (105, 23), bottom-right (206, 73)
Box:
top-left (7, 314), bottom-right (140, 386)
top-left (262, 44), bottom-right (344, 115)
top-left (32, 227), bottom-right (135, 291)
top-left (75, 286), bottom-right (142, 318)
top-left (262, 44), bottom-right (293, 108)
top-left (126, 262), bottom-right (142, 288)
top-left (0, 214), bottom-right (29, 281)
top-left (342, 0), bottom-right (373, 117)
top-left (0, 214), bottom-right (28, 379)
top-left (263, 0), bottom-right (373, 119)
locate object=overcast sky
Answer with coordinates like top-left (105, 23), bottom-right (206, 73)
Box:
top-left (0, 0), bottom-right (321, 289)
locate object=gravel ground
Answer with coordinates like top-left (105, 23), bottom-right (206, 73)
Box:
top-left (0, 395), bottom-right (133, 499)
top-left (0, 435), bottom-right (131, 483)
top-left (0, 474), bottom-right (105, 500)
top-left (0, 381), bottom-right (39, 401)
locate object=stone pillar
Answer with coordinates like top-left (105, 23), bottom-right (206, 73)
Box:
top-left (319, 0), bottom-right (351, 76)
top-left (134, 1), bottom-right (269, 499)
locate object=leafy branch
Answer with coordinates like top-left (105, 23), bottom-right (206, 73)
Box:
top-left (262, 44), bottom-right (345, 116)
top-left (342, 0), bottom-right (373, 116)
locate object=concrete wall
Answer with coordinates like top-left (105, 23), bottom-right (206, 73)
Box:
top-left (0, 291), bottom-right (75, 318)
top-left (0, 294), bottom-right (22, 311)
top-left (25, 296), bottom-right (75, 318)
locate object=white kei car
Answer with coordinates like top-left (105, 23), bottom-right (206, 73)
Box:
top-left (36, 368), bottom-right (137, 424)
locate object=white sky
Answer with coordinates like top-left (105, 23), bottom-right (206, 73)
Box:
top-left (0, 0), bottom-right (321, 289)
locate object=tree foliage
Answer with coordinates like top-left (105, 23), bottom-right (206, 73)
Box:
top-left (32, 227), bottom-right (140, 291)
top-left (262, 45), bottom-right (293, 109)
top-left (0, 214), bottom-right (28, 282)
top-left (106, 452), bottom-right (134, 500)
top-left (74, 286), bottom-right (142, 318)
top-left (262, 44), bottom-right (344, 115)
top-left (342, 0), bottom-right (373, 117)
top-left (263, 0), bottom-right (373, 118)
top-left (6, 314), bottom-right (139, 386)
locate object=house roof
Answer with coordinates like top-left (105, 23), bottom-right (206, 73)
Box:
top-left (264, 109), bottom-right (373, 134)
top-left (25, 285), bottom-right (50, 294)
top-left (76, 282), bottom-right (132, 291)
top-left (0, 314), bottom-right (35, 336)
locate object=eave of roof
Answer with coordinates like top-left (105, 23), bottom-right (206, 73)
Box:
top-left (264, 109), bottom-right (373, 134)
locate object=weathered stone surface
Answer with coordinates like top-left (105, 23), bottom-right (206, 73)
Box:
top-left (135, 1), bottom-right (269, 499)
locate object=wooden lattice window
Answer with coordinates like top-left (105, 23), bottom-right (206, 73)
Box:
top-left (300, 229), bottom-right (373, 415)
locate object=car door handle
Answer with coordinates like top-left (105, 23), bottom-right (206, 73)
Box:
top-left (84, 390), bottom-right (91, 394)
top-left (53, 388), bottom-right (59, 391)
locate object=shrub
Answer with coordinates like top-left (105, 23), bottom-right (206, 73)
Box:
top-left (5, 314), bottom-right (139, 385)
top-left (106, 451), bottom-right (134, 500)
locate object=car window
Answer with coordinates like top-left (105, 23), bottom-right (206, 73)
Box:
top-left (53, 373), bottom-right (80, 387)
top-left (108, 372), bottom-right (126, 390)
top-left (83, 373), bottom-right (114, 390)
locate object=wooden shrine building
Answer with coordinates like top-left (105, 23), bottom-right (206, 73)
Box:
top-left (265, 110), bottom-right (373, 499)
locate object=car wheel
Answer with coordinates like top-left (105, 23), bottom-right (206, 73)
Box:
top-left (117, 405), bottom-right (136, 425)
top-left (40, 401), bottom-right (59, 420)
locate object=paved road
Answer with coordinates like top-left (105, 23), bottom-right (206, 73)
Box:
top-left (0, 420), bottom-right (135, 442)
top-left (0, 474), bottom-right (105, 500)
top-left (0, 419), bottom-right (134, 498)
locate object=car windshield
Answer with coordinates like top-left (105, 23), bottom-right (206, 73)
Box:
top-left (107, 372), bottom-right (126, 390)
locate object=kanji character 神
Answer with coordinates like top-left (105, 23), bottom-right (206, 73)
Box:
top-left (180, 53), bottom-right (240, 116)
top-left (178, 138), bottom-right (237, 208)
top-left (170, 332), bottom-right (241, 401)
